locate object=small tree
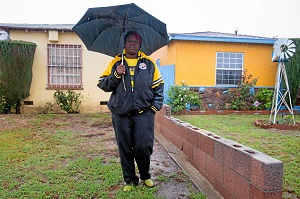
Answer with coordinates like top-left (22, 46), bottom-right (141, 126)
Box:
top-left (0, 40), bottom-right (36, 113)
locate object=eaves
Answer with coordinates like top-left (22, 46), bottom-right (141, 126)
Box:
top-left (169, 33), bottom-right (276, 45)
top-left (0, 23), bottom-right (74, 33)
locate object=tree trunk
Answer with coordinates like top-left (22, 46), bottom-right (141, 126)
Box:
top-left (16, 103), bottom-right (21, 114)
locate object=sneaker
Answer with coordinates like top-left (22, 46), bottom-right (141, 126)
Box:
top-left (122, 185), bottom-right (133, 192)
top-left (144, 179), bottom-right (154, 188)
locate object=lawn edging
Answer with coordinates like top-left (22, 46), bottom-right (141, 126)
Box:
top-left (154, 105), bottom-right (283, 199)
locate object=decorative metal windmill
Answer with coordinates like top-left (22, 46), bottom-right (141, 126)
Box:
top-left (270, 38), bottom-right (296, 124)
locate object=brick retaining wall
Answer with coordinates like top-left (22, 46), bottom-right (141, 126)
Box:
top-left (154, 105), bottom-right (283, 199)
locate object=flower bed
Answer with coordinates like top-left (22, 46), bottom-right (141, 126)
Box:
top-left (254, 119), bottom-right (300, 130)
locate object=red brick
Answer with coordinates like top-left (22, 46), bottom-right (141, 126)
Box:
top-left (215, 180), bottom-right (238, 199)
top-left (206, 155), bottom-right (224, 184)
top-left (157, 113), bottom-right (168, 127)
top-left (187, 128), bottom-right (200, 148)
top-left (190, 159), bottom-right (197, 170)
top-left (199, 133), bottom-right (215, 157)
top-left (165, 119), bottom-right (177, 134)
top-left (160, 126), bottom-right (170, 141)
top-left (193, 147), bottom-right (206, 169)
top-left (250, 154), bottom-right (283, 191)
top-left (214, 138), bottom-right (236, 164)
top-left (182, 140), bottom-right (193, 160)
top-left (173, 122), bottom-right (189, 140)
top-left (170, 131), bottom-right (183, 150)
top-left (234, 150), bottom-right (251, 180)
top-left (249, 184), bottom-right (282, 199)
top-left (198, 166), bottom-right (215, 186)
top-left (224, 167), bottom-right (249, 199)
top-left (162, 126), bottom-right (180, 150)
top-left (224, 145), bottom-right (236, 170)
top-left (154, 121), bottom-right (160, 133)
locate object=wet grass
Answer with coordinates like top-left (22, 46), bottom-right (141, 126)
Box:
top-left (175, 114), bottom-right (300, 198)
top-left (0, 113), bottom-right (205, 198)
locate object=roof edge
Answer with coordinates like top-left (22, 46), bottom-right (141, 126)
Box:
top-left (169, 33), bottom-right (276, 44)
top-left (0, 23), bottom-right (74, 32)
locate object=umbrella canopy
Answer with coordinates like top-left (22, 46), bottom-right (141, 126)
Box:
top-left (73, 3), bottom-right (169, 57)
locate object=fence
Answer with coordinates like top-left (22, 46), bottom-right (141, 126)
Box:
top-left (154, 105), bottom-right (283, 199)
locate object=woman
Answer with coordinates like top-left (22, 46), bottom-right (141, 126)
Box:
top-left (97, 31), bottom-right (164, 192)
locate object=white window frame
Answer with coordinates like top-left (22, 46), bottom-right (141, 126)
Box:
top-left (47, 44), bottom-right (83, 89)
top-left (216, 52), bottom-right (243, 85)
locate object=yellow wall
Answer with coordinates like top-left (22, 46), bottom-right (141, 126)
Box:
top-left (152, 40), bottom-right (277, 87)
top-left (10, 30), bottom-right (113, 113)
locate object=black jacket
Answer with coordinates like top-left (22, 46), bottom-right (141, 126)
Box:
top-left (97, 51), bottom-right (164, 115)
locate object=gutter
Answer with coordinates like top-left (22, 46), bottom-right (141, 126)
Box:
top-left (169, 34), bottom-right (276, 45)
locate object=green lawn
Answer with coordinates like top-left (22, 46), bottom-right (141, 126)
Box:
top-left (174, 114), bottom-right (300, 199)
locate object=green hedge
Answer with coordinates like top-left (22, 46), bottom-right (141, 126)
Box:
top-left (0, 40), bottom-right (36, 113)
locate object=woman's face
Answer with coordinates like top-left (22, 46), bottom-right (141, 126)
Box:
top-left (124, 34), bottom-right (141, 56)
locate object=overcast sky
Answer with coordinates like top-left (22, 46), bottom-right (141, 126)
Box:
top-left (1, 0), bottom-right (299, 38)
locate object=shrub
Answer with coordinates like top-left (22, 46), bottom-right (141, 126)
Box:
top-left (37, 102), bottom-right (54, 114)
top-left (0, 95), bottom-right (9, 113)
top-left (230, 70), bottom-right (258, 110)
top-left (0, 40), bottom-right (36, 114)
top-left (255, 88), bottom-right (274, 110)
top-left (277, 115), bottom-right (294, 125)
top-left (53, 90), bottom-right (83, 114)
top-left (167, 81), bottom-right (201, 113)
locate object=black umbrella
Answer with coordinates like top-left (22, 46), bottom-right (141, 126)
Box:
top-left (72, 3), bottom-right (169, 57)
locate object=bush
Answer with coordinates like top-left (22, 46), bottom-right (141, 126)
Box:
top-left (0, 95), bottom-right (9, 113)
top-left (37, 102), bottom-right (54, 114)
top-left (255, 88), bottom-right (273, 110)
top-left (0, 40), bottom-right (36, 114)
top-left (53, 90), bottom-right (83, 114)
top-left (167, 81), bottom-right (201, 113)
top-left (230, 70), bottom-right (258, 110)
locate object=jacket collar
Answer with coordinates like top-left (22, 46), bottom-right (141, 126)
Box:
top-left (116, 50), bottom-right (147, 60)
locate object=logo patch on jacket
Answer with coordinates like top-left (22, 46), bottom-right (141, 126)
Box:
top-left (139, 63), bottom-right (147, 70)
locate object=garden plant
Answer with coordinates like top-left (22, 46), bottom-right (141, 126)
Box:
top-left (166, 81), bottom-right (201, 113)
top-left (53, 90), bottom-right (83, 114)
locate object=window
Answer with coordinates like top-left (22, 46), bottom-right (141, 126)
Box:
top-left (216, 52), bottom-right (243, 85)
top-left (47, 44), bottom-right (83, 89)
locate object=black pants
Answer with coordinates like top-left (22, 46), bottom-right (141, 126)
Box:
top-left (112, 110), bottom-right (155, 185)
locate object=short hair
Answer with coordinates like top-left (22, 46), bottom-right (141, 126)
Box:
top-left (124, 31), bottom-right (142, 47)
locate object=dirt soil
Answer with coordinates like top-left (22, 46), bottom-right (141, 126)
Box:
top-left (0, 113), bottom-right (199, 198)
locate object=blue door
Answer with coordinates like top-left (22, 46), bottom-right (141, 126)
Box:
top-left (158, 65), bottom-right (175, 103)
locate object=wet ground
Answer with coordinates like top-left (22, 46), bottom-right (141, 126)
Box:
top-left (0, 113), bottom-right (202, 198)
top-left (151, 139), bottom-right (199, 198)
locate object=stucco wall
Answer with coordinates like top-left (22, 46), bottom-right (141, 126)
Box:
top-left (9, 30), bottom-right (113, 113)
top-left (152, 40), bottom-right (278, 87)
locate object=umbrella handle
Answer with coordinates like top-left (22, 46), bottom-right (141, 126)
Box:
top-left (121, 52), bottom-right (126, 91)
top-left (122, 75), bottom-right (126, 91)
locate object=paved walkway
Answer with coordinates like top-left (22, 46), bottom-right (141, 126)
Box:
top-left (154, 131), bottom-right (224, 199)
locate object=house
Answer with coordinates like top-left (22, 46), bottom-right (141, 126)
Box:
top-left (151, 32), bottom-right (278, 109)
top-left (0, 23), bottom-right (113, 113)
top-left (0, 23), bottom-right (279, 112)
